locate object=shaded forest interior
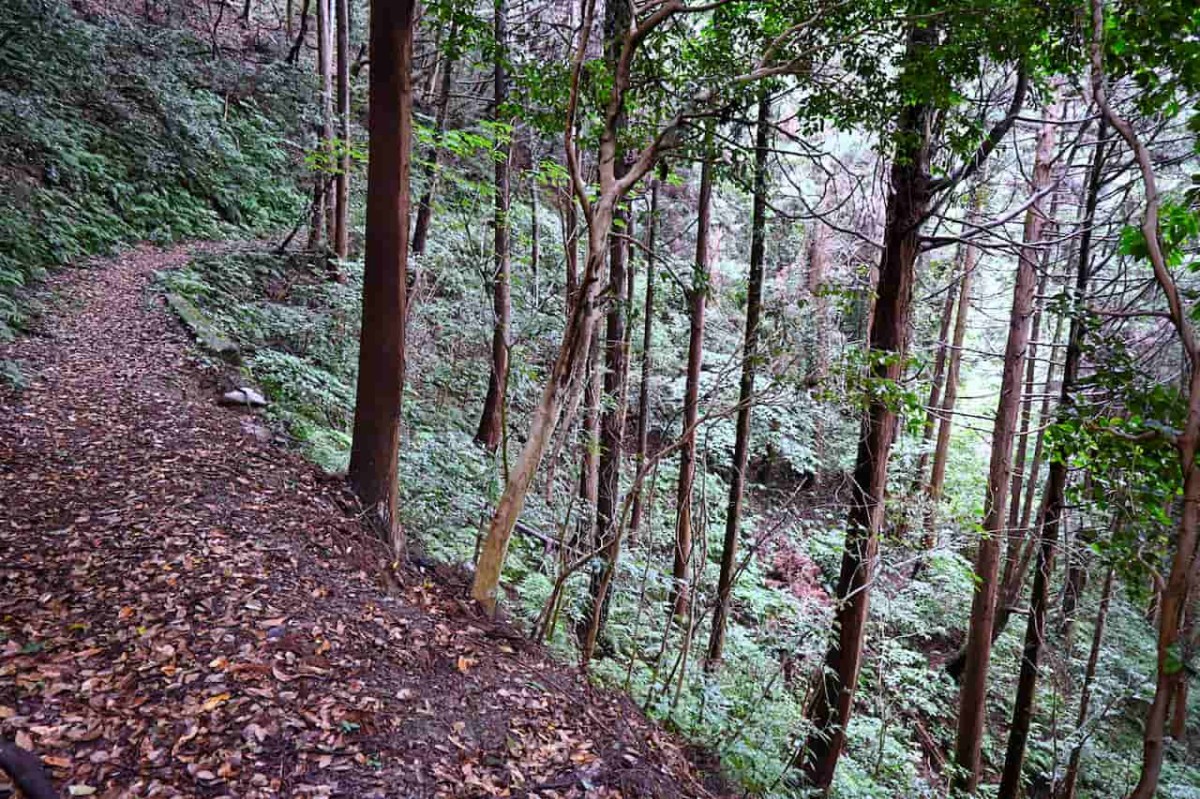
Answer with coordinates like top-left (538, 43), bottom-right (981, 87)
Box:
top-left (1, 0), bottom-right (1200, 797)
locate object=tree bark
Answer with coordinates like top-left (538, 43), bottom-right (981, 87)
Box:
top-left (911, 263), bottom-right (960, 493)
top-left (332, 0), bottom-right (351, 259)
top-left (1060, 567), bottom-right (1115, 799)
top-left (410, 22), bottom-right (459, 257)
top-left (628, 169), bottom-right (661, 535)
top-left (318, 0), bottom-right (334, 238)
top-left (670, 133), bottom-right (713, 621)
top-left (474, 0), bottom-right (511, 453)
top-left (347, 0), bottom-right (415, 555)
top-left (953, 92), bottom-right (1057, 796)
top-left (708, 92), bottom-right (770, 666)
top-left (1004, 266), bottom-right (1050, 536)
top-left (798, 25), bottom-right (935, 789)
top-left (530, 176), bottom-right (540, 304)
top-left (808, 221), bottom-right (830, 465)
top-left (576, 327), bottom-right (602, 545)
top-left (923, 189), bottom-right (981, 538)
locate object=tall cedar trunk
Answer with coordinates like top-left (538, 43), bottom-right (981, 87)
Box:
top-left (318, 0), bottom-right (334, 239)
top-left (581, 0), bottom-right (633, 661)
top-left (808, 221), bottom-right (830, 463)
top-left (347, 0), bottom-right (415, 554)
top-left (582, 212), bottom-right (629, 662)
top-left (995, 306), bottom-right (1066, 632)
top-left (953, 96), bottom-right (1057, 795)
top-left (798, 27), bottom-right (934, 788)
top-left (474, 0), bottom-right (511, 453)
top-left (1060, 567), bottom-right (1115, 799)
top-left (1003, 266), bottom-right (1050, 537)
top-left (530, 178), bottom-right (540, 303)
top-left (1017, 308), bottom-right (1066, 546)
top-left (410, 23), bottom-right (459, 257)
top-left (923, 188), bottom-right (981, 536)
top-left (671, 137), bottom-right (713, 620)
top-left (708, 93), bottom-right (771, 665)
top-left (911, 263), bottom-right (960, 493)
top-left (629, 171), bottom-right (661, 534)
top-left (286, 0), bottom-right (294, 40)
top-left (332, 0), bottom-right (350, 259)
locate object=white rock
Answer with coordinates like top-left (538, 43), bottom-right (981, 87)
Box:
top-left (220, 387), bottom-right (268, 407)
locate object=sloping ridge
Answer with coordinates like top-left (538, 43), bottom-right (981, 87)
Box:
top-left (0, 245), bottom-right (724, 798)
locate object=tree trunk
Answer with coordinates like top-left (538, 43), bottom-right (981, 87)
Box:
top-left (410, 22), bottom-right (459, 257)
top-left (808, 221), bottom-right (830, 465)
top-left (996, 306), bottom-right (1066, 633)
top-left (708, 92), bottom-right (770, 666)
top-left (286, 0), bottom-right (294, 41)
top-left (530, 176), bottom-right (540, 304)
top-left (576, 328), bottom-right (602, 545)
top-left (670, 135), bottom-right (713, 621)
top-left (798, 27), bottom-right (934, 789)
top-left (922, 189), bottom-right (981, 537)
top-left (953, 94), bottom-right (1057, 796)
top-left (472, 213), bottom-right (612, 612)
top-left (347, 0), bottom-right (415, 555)
top-left (628, 170), bottom-right (661, 535)
top-left (950, 116), bottom-right (1108, 676)
top-left (317, 0), bottom-right (334, 240)
top-left (563, 187), bottom-right (580, 312)
top-left (911, 263), bottom-right (960, 493)
top-left (474, 0), bottom-right (511, 453)
top-left (581, 199), bottom-right (630, 663)
top-left (1004, 266), bottom-right (1050, 536)
top-left (1060, 567), bottom-right (1115, 799)
top-left (332, 0), bottom-right (351, 259)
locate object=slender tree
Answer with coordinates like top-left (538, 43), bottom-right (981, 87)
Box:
top-left (923, 189), bottom-right (982, 537)
top-left (348, 0), bottom-right (416, 554)
top-left (911, 262), bottom-right (960, 493)
top-left (332, 0), bottom-right (351, 259)
top-left (628, 168), bottom-right (662, 535)
top-left (306, 0), bottom-right (334, 251)
top-left (475, 0), bottom-right (511, 453)
top-left (580, 0), bottom-right (635, 662)
top-left (1060, 566), bottom-right (1116, 799)
top-left (411, 20), bottom-right (460, 257)
top-left (996, 96), bottom-right (1091, 799)
top-left (709, 91), bottom-right (771, 665)
top-left (671, 127), bottom-right (714, 621)
top-left (472, 0), bottom-right (690, 612)
top-left (953, 89), bottom-right (1058, 795)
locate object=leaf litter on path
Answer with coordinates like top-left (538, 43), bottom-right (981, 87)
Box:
top-left (0, 245), bottom-right (725, 798)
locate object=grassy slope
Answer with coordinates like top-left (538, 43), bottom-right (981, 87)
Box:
top-left (0, 0), bottom-right (311, 340)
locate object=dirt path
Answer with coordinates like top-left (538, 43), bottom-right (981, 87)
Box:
top-left (0, 246), bottom-right (721, 799)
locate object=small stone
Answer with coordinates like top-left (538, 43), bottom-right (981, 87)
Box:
top-left (219, 388), bottom-right (267, 408)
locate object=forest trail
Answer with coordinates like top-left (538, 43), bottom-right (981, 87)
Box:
top-left (0, 245), bottom-right (722, 799)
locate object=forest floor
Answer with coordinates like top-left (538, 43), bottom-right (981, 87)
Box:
top-left (0, 245), bottom-right (726, 799)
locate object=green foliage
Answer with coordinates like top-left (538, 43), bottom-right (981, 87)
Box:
top-left (0, 0), bottom-right (309, 337)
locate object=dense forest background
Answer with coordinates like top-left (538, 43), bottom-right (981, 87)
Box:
top-left (2, 0), bottom-right (1199, 796)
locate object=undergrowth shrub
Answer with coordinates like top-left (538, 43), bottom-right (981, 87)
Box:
top-left (0, 0), bottom-right (310, 338)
